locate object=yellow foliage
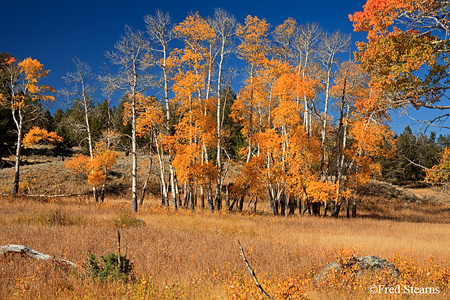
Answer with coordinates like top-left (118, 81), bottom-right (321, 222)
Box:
top-left (22, 126), bottom-right (63, 149)
top-left (65, 153), bottom-right (90, 175)
top-left (174, 12), bottom-right (216, 44)
top-left (65, 142), bottom-right (118, 188)
top-left (425, 147), bottom-right (450, 185)
top-left (18, 57), bottom-right (55, 102)
top-left (306, 180), bottom-right (337, 203)
top-left (1, 57), bottom-right (54, 111)
top-left (236, 15), bottom-right (270, 66)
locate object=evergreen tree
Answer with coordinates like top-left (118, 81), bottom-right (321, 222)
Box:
top-left (113, 97), bottom-right (132, 152)
top-left (418, 132), bottom-right (440, 170)
top-left (396, 126), bottom-right (423, 181)
top-left (0, 53), bottom-right (16, 161)
top-left (378, 134), bottom-right (402, 183)
top-left (437, 134), bottom-right (450, 151)
top-left (220, 86), bottom-right (243, 159)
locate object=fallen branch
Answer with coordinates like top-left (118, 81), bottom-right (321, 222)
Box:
top-left (0, 193), bottom-right (76, 197)
top-left (237, 240), bottom-right (274, 300)
top-left (0, 244), bottom-right (78, 268)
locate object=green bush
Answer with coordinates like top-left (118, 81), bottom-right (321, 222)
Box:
top-left (86, 251), bottom-right (133, 281)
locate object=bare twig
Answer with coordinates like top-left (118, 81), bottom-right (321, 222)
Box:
top-left (402, 155), bottom-right (449, 173)
top-left (237, 240), bottom-right (274, 300)
top-left (117, 229), bottom-right (121, 267)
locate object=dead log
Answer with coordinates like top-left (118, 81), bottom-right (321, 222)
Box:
top-left (0, 244), bottom-right (78, 268)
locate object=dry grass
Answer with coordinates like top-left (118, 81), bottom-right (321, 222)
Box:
top-left (1, 195), bottom-right (450, 299)
top-left (1, 153), bottom-right (450, 298)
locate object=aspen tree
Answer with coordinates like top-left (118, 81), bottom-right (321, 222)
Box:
top-left (0, 57), bottom-right (55, 196)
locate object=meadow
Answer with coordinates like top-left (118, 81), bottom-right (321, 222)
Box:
top-left (1, 192), bottom-right (450, 300)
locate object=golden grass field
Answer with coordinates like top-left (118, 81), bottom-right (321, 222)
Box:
top-left (1, 193), bottom-right (450, 300)
top-left (1, 153), bottom-right (450, 299)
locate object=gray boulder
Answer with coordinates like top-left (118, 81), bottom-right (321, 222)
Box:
top-left (315, 255), bottom-right (400, 282)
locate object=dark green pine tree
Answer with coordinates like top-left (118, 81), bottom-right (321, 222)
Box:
top-left (395, 126), bottom-right (423, 182)
top-left (113, 97), bottom-right (132, 152)
top-left (0, 52), bottom-right (16, 161)
top-left (220, 86), bottom-right (244, 160)
top-left (417, 132), bottom-right (440, 170)
top-left (437, 134), bottom-right (450, 151)
top-left (378, 134), bottom-right (402, 183)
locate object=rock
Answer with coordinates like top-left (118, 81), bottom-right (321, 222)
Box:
top-left (356, 255), bottom-right (400, 277)
top-left (314, 262), bottom-right (343, 282)
top-left (315, 255), bottom-right (400, 282)
top-left (135, 219), bottom-right (146, 225)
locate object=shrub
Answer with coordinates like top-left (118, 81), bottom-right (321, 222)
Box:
top-left (15, 210), bottom-right (85, 226)
top-left (110, 211), bottom-right (145, 228)
top-left (86, 251), bottom-right (133, 281)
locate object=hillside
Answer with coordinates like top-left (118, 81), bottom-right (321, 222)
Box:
top-left (1, 150), bottom-right (449, 222)
top-left (2, 150), bottom-right (450, 299)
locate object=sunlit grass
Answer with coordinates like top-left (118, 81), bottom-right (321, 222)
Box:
top-left (1, 195), bottom-right (450, 299)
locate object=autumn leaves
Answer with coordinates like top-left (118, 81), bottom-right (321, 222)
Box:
top-left (2, 9), bottom-right (397, 216)
top-left (117, 12), bottom-right (392, 215)
top-left (0, 56), bottom-right (58, 196)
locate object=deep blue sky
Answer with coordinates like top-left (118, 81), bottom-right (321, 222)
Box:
top-left (2, 0), bottom-right (443, 135)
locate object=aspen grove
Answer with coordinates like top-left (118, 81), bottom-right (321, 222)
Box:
top-left (2, 9), bottom-right (394, 216)
top-left (116, 9), bottom-right (392, 216)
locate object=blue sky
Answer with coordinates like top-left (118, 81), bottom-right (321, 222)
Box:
top-left (2, 0), bottom-right (445, 136)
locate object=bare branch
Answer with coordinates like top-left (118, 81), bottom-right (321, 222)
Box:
top-left (405, 111), bottom-right (450, 132)
top-left (237, 240), bottom-right (274, 300)
top-left (401, 155), bottom-right (449, 173)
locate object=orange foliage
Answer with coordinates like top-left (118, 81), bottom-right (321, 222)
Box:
top-left (65, 153), bottom-right (90, 175)
top-left (164, 12), bottom-right (220, 188)
top-left (174, 12), bottom-right (215, 45)
top-left (236, 156), bottom-right (266, 198)
top-left (350, 0), bottom-right (439, 113)
top-left (123, 93), bottom-right (164, 138)
top-left (236, 15), bottom-right (270, 66)
top-left (347, 117), bottom-right (392, 186)
top-left (425, 147), bottom-right (450, 185)
top-left (1, 57), bottom-right (54, 110)
top-left (350, 0), bottom-right (419, 35)
top-left (4, 57), bottom-right (16, 64)
top-left (22, 126), bottom-right (63, 149)
top-left (65, 142), bottom-right (118, 188)
top-left (18, 58), bottom-right (55, 102)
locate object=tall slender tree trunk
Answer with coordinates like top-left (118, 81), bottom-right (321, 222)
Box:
top-left (12, 119), bottom-right (23, 197)
top-left (346, 197), bottom-right (350, 218)
top-left (83, 93), bottom-right (98, 203)
top-left (319, 66), bottom-right (333, 181)
top-left (352, 195), bottom-right (357, 218)
top-left (332, 79), bottom-right (348, 218)
top-left (131, 86), bottom-right (138, 213)
top-left (155, 136), bottom-right (169, 206)
top-left (247, 67), bottom-right (254, 163)
top-left (169, 160), bottom-right (178, 211)
top-left (214, 81), bottom-right (223, 209)
top-left (225, 183), bottom-right (230, 208)
top-left (207, 185), bottom-right (214, 211)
